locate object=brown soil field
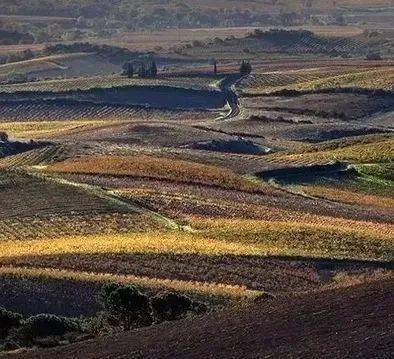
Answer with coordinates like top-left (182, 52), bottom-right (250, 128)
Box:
top-left (9, 278), bottom-right (393, 359)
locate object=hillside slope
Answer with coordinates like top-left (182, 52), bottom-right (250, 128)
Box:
top-left (10, 278), bottom-right (393, 359)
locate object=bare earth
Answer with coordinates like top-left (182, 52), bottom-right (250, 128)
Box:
top-left (8, 278), bottom-right (393, 359)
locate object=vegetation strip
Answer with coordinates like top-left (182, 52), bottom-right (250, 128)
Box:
top-left (0, 266), bottom-right (261, 299)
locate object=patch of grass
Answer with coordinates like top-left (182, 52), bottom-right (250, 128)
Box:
top-left (239, 66), bottom-right (394, 95)
top-left (0, 145), bottom-right (70, 169)
top-left (0, 213), bottom-right (161, 241)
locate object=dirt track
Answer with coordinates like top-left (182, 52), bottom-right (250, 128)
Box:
top-left (8, 278), bottom-right (393, 359)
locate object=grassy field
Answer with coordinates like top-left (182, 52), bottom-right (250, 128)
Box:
top-left (0, 266), bottom-right (258, 300)
top-left (0, 169), bottom-right (164, 240)
top-left (0, 215), bottom-right (391, 306)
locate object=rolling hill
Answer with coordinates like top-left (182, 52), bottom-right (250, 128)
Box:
top-left (8, 278), bottom-right (393, 359)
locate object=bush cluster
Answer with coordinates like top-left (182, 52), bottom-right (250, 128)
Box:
top-left (0, 285), bottom-right (207, 352)
top-left (98, 284), bottom-right (207, 331)
top-left (0, 309), bottom-right (82, 351)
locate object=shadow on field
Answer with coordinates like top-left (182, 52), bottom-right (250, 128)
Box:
top-left (0, 85), bottom-right (227, 110)
top-left (0, 252), bottom-right (391, 316)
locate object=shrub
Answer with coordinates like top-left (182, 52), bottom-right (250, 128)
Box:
top-left (82, 313), bottom-right (114, 336)
top-left (0, 307), bottom-right (23, 339)
top-left (18, 314), bottom-right (80, 341)
top-left (0, 132), bottom-right (9, 142)
top-left (151, 292), bottom-right (206, 322)
top-left (192, 40), bottom-right (205, 48)
top-left (151, 292), bottom-right (192, 322)
top-left (366, 52), bottom-right (382, 61)
top-left (99, 284), bottom-right (153, 331)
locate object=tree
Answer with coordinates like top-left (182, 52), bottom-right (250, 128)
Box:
top-left (147, 60), bottom-right (157, 77)
top-left (138, 64), bottom-right (147, 78)
top-left (99, 284), bottom-right (153, 331)
top-left (0, 307), bottom-right (22, 339)
top-left (240, 60), bottom-right (252, 76)
top-left (151, 292), bottom-right (193, 322)
top-left (210, 58), bottom-right (218, 75)
top-left (126, 62), bottom-right (134, 78)
top-left (151, 292), bottom-right (207, 323)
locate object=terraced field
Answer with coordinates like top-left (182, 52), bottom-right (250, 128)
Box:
top-left (0, 120), bottom-right (113, 139)
top-left (268, 136), bottom-right (394, 165)
top-left (238, 66), bottom-right (394, 95)
top-left (0, 101), bottom-right (215, 124)
top-left (0, 74), bottom-right (218, 93)
top-left (43, 155), bottom-right (271, 193)
top-left (0, 27), bottom-right (393, 358)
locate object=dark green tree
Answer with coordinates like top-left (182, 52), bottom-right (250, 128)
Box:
top-left (151, 292), bottom-right (192, 322)
top-left (126, 62), bottom-right (134, 78)
top-left (240, 60), bottom-right (252, 76)
top-left (151, 292), bottom-right (207, 323)
top-left (148, 60), bottom-right (157, 77)
top-left (99, 284), bottom-right (153, 331)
